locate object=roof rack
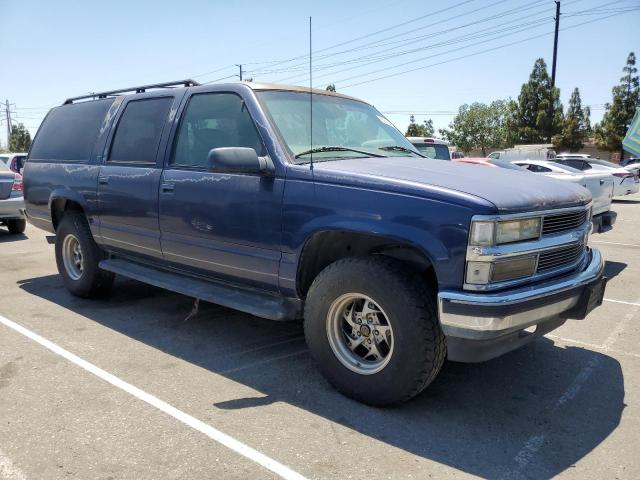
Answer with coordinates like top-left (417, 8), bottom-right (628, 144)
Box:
top-left (63, 79), bottom-right (201, 104)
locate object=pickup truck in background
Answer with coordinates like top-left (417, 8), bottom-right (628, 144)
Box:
top-left (23, 80), bottom-right (607, 406)
top-left (512, 160), bottom-right (616, 233)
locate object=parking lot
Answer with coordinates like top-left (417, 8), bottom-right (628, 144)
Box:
top-left (0, 195), bottom-right (638, 480)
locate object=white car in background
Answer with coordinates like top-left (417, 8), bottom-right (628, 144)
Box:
top-left (0, 152), bottom-right (28, 173)
top-left (554, 156), bottom-right (639, 198)
top-left (406, 137), bottom-right (451, 160)
top-left (513, 160), bottom-right (616, 233)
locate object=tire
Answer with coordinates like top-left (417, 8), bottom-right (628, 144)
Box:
top-left (7, 219), bottom-right (26, 235)
top-left (304, 256), bottom-right (446, 407)
top-left (55, 211), bottom-right (114, 298)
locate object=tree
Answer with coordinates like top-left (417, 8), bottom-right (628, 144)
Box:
top-left (421, 118), bottom-right (435, 137)
top-left (439, 101), bottom-right (512, 155)
top-left (8, 123), bottom-right (31, 152)
top-left (553, 87), bottom-right (591, 152)
top-left (405, 115), bottom-right (435, 137)
top-left (594, 52), bottom-right (639, 158)
top-left (514, 58), bottom-right (563, 143)
top-left (326, 84), bottom-right (336, 92)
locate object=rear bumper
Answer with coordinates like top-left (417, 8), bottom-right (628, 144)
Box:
top-left (438, 248), bottom-right (605, 362)
top-left (0, 196), bottom-right (25, 220)
top-left (592, 210), bottom-right (617, 233)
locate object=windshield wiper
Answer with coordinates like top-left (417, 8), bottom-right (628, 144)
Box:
top-left (378, 145), bottom-right (426, 157)
top-left (294, 146), bottom-right (386, 159)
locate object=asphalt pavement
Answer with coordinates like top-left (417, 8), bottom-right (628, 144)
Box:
top-left (1, 193), bottom-right (639, 479)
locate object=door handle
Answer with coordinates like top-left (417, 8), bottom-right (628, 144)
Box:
top-left (98, 175), bottom-right (109, 185)
top-left (600, 179), bottom-right (605, 185)
top-left (161, 182), bottom-right (175, 193)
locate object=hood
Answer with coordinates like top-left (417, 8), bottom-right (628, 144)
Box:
top-left (311, 156), bottom-right (591, 213)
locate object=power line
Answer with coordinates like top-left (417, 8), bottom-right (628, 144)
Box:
top-left (292, 16), bottom-right (554, 85)
top-left (269, 0), bottom-right (546, 81)
top-left (338, 9), bottom-right (634, 89)
top-left (247, 0), bottom-right (479, 78)
top-left (272, 0), bottom-right (585, 85)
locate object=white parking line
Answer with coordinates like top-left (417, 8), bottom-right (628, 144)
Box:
top-left (0, 315), bottom-right (307, 480)
top-left (591, 240), bottom-right (640, 248)
top-left (0, 448), bottom-right (27, 480)
top-left (503, 297), bottom-right (640, 478)
top-left (604, 298), bottom-right (640, 307)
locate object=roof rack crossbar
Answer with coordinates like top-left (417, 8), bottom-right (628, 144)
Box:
top-left (63, 79), bottom-right (201, 104)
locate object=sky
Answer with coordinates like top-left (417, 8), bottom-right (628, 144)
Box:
top-left (1, 0), bottom-right (638, 148)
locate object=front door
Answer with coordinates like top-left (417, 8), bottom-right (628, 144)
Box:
top-left (97, 96), bottom-right (175, 259)
top-left (159, 92), bottom-right (283, 291)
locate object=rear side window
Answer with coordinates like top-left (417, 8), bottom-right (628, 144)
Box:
top-left (30, 99), bottom-right (114, 161)
top-left (172, 93), bottom-right (265, 168)
top-left (108, 97), bottom-right (173, 164)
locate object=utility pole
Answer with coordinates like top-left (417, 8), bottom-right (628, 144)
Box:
top-left (236, 64), bottom-right (243, 81)
top-left (546, 1), bottom-right (561, 143)
top-left (551, 1), bottom-right (560, 86)
top-left (4, 99), bottom-right (12, 145)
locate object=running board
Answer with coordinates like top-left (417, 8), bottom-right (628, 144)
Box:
top-left (98, 258), bottom-right (301, 321)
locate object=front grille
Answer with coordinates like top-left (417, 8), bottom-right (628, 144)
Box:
top-left (542, 210), bottom-right (588, 235)
top-left (537, 243), bottom-right (585, 273)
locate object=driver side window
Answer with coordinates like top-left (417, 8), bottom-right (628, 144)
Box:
top-left (172, 93), bottom-right (265, 168)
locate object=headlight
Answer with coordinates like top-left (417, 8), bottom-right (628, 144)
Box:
top-left (496, 218), bottom-right (541, 244)
top-left (470, 218), bottom-right (541, 246)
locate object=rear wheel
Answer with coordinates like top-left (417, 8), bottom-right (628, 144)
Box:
top-left (304, 256), bottom-right (446, 406)
top-left (55, 212), bottom-right (114, 297)
top-left (7, 219), bottom-right (26, 235)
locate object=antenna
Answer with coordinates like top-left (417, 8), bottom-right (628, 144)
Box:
top-left (309, 16), bottom-right (313, 170)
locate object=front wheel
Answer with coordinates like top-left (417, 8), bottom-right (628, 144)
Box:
top-left (55, 212), bottom-right (114, 297)
top-left (304, 256), bottom-right (446, 406)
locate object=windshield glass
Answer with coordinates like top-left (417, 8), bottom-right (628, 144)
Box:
top-left (411, 143), bottom-right (450, 160)
top-left (257, 90), bottom-right (420, 162)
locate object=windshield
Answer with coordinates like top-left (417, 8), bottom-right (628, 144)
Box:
top-left (411, 143), bottom-right (450, 160)
top-left (257, 90), bottom-right (420, 162)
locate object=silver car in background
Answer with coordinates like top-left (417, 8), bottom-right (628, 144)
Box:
top-left (0, 161), bottom-right (26, 234)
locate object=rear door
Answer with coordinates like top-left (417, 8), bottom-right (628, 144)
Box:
top-left (97, 94), bottom-right (180, 259)
top-left (581, 172), bottom-right (614, 215)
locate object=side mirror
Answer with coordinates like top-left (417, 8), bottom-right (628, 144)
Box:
top-left (206, 147), bottom-right (272, 175)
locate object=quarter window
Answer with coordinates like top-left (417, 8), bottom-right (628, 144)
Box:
top-left (172, 93), bottom-right (265, 168)
top-left (109, 97), bottom-right (173, 164)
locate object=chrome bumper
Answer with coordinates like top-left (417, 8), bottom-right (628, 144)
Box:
top-left (438, 247), bottom-right (604, 341)
top-left (0, 196), bottom-right (25, 219)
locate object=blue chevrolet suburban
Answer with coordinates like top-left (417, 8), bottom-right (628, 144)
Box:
top-left (23, 80), bottom-right (606, 406)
